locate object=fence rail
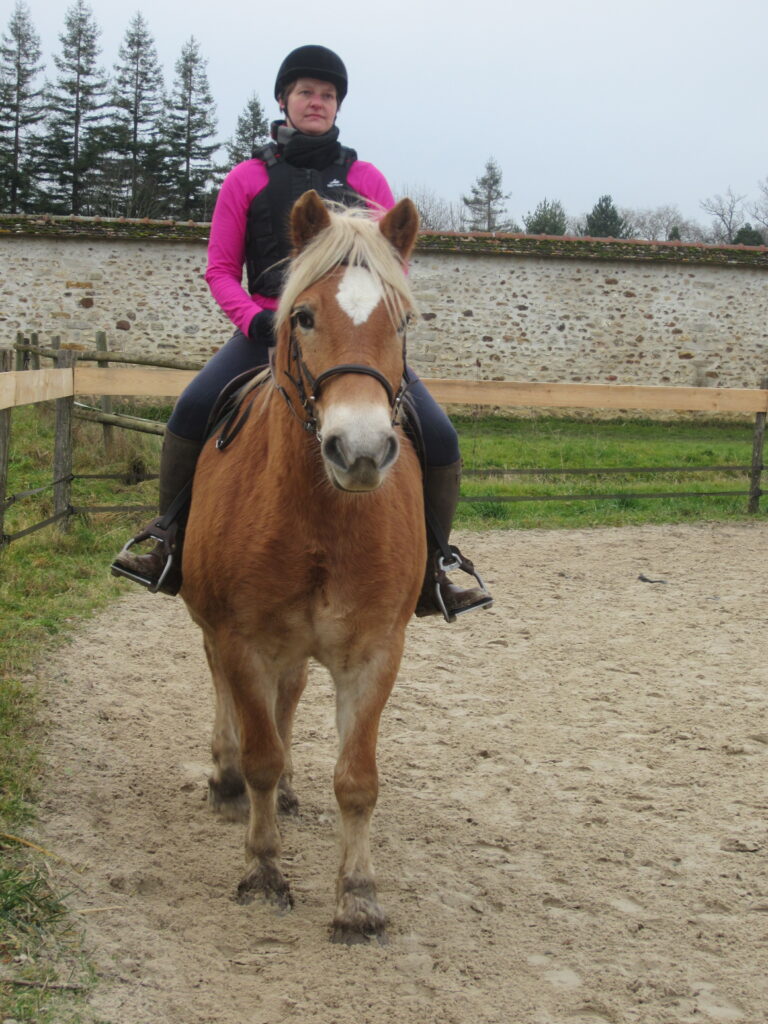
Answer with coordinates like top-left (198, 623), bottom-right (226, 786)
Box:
top-left (1, 342), bottom-right (766, 545)
top-left (4, 364), bottom-right (768, 415)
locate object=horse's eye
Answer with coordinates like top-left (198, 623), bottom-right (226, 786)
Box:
top-left (398, 313), bottom-right (412, 335)
top-left (293, 309), bottom-right (314, 331)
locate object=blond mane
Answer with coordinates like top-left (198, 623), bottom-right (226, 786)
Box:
top-left (275, 203), bottom-right (417, 331)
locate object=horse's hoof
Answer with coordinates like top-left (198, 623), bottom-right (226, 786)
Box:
top-left (208, 775), bottom-right (249, 822)
top-left (330, 924), bottom-right (388, 946)
top-left (331, 887), bottom-right (387, 944)
top-left (236, 865), bottom-right (293, 912)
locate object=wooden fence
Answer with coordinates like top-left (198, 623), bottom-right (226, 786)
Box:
top-left (1, 341), bottom-right (767, 544)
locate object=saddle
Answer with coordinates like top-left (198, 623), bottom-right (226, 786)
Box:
top-left (206, 364), bottom-right (273, 449)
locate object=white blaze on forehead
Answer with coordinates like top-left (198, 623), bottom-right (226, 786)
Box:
top-left (336, 265), bottom-right (383, 325)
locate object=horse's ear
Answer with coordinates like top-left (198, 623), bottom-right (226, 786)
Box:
top-left (291, 190), bottom-right (332, 252)
top-left (379, 198), bottom-right (420, 261)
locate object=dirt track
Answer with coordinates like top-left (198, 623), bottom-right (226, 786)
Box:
top-left (36, 522), bottom-right (768, 1024)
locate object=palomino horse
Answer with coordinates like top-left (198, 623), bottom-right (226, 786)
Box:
top-left (181, 191), bottom-right (425, 943)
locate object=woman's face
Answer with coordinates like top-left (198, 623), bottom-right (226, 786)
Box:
top-left (284, 77), bottom-right (339, 135)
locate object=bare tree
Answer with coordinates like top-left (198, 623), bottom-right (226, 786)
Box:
top-left (748, 177), bottom-right (768, 232)
top-left (699, 187), bottom-right (746, 243)
top-left (396, 182), bottom-right (467, 231)
top-left (623, 204), bottom-right (707, 243)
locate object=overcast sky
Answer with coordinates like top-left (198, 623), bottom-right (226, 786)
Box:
top-left (4, 0), bottom-right (767, 227)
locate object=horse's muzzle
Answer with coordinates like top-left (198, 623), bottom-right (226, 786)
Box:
top-left (321, 429), bottom-right (400, 492)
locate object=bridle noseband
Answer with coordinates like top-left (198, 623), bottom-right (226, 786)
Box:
top-left (275, 317), bottom-right (411, 438)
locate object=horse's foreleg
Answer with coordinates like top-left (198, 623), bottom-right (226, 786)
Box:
top-left (331, 646), bottom-right (402, 943)
top-left (213, 640), bottom-right (293, 910)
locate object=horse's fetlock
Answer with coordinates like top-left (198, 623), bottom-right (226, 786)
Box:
top-left (337, 867), bottom-right (376, 898)
top-left (277, 777), bottom-right (300, 816)
top-left (210, 767), bottom-right (245, 799)
top-left (237, 860), bottom-right (293, 912)
top-left (208, 771), bottom-right (249, 821)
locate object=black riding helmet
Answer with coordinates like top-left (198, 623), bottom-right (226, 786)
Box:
top-left (274, 45), bottom-right (348, 103)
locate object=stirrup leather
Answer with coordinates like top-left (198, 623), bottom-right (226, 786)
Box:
top-left (430, 546), bottom-right (494, 624)
top-left (110, 518), bottom-right (178, 594)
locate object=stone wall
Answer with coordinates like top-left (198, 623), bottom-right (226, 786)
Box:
top-left (408, 252), bottom-right (768, 390)
top-left (2, 214), bottom-right (767, 390)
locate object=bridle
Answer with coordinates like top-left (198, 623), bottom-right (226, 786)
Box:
top-left (274, 311), bottom-right (412, 438)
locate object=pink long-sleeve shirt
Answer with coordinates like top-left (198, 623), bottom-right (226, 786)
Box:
top-left (205, 157), bottom-right (395, 336)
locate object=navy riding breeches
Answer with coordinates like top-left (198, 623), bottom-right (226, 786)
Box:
top-left (168, 322), bottom-right (460, 468)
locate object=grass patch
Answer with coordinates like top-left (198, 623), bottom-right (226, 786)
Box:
top-left (1, 404), bottom-right (162, 1022)
top-left (0, 845), bottom-right (95, 1021)
top-left (452, 413), bottom-right (764, 530)
top-left (0, 863), bottom-right (67, 953)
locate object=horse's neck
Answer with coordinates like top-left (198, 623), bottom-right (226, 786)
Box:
top-left (259, 386), bottom-right (325, 492)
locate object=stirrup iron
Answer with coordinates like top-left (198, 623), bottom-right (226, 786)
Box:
top-left (433, 546), bottom-right (494, 624)
top-left (110, 519), bottom-right (177, 594)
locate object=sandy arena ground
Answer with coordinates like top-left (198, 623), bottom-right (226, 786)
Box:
top-left (34, 522), bottom-right (768, 1024)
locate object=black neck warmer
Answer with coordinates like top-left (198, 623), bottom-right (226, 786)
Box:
top-left (270, 120), bottom-right (342, 169)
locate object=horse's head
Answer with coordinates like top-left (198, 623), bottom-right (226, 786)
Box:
top-left (275, 191), bottom-right (420, 493)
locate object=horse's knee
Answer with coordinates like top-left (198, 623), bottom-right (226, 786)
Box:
top-left (334, 761), bottom-right (378, 815)
top-left (241, 744), bottom-right (284, 795)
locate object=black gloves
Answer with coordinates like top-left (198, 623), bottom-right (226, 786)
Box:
top-left (247, 309), bottom-right (276, 345)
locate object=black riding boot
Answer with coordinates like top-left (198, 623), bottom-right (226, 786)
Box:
top-left (415, 459), bottom-right (493, 621)
top-left (111, 429), bottom-right (203, 595)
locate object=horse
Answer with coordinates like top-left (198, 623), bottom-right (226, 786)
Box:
top-left (181, 190), bottom-right (426, 943)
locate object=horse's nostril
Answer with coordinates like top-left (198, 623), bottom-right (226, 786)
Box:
top-left (381, 434), bottom-right (399, 470)
top-left (322, 433), bottom-right (348, 470)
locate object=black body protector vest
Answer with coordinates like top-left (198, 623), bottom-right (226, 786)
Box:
top-left (245, 142), bottom-right (360, 298)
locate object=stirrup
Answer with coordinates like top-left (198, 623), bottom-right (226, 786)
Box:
top-left (432, 547), bottom-right (494, 624)
top-left (110, 518), bottom-right (177, 594)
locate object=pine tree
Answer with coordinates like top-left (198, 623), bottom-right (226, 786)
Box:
top-left (583, 194), bottom-right (632, 239)
top-left (0, 1), bottom-right (45, 212)
top-left (105, 12), bottom-right (166, 217)
top-left (462, 157), bottom-right (517, 232)
top-left (164, 37), bottom-right (218, 220)
top-left (732, 223), bottom-right (765, 246)
top-left (41, 0), bottom-right (110, 214)
top-left (523, 198), bottom-right (567, 236)
top-left (225, 93), bottom-right (269, 167)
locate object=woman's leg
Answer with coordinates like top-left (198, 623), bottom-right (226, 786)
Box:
top-left (406, 368), bottom-right (493, 620)
top-left (169, 327), bottom-right (271, 441)
top-left (405, 371), bottom-right (460, 468)
top-left (112, 326), bottom-right (272, 592)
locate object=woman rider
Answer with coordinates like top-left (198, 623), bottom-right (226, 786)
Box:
top-left (112, 44), bottom-right (492, 620)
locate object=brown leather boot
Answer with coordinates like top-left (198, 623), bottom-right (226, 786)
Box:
top-left (111, 429), bottom-right (203, 594)
top-left (414, 459), bottom-right (493, 622)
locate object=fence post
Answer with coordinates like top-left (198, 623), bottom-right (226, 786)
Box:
top-left (53, 348), bottom-right (76, 532)
top-left (0, 349), bottom-right (12, 545)
top-left (95, 331), bottom-right (114, 456)
top-left (748, 378), bottom-right (767, 514)
top-left (15, 332), bottom-right (26, 370)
